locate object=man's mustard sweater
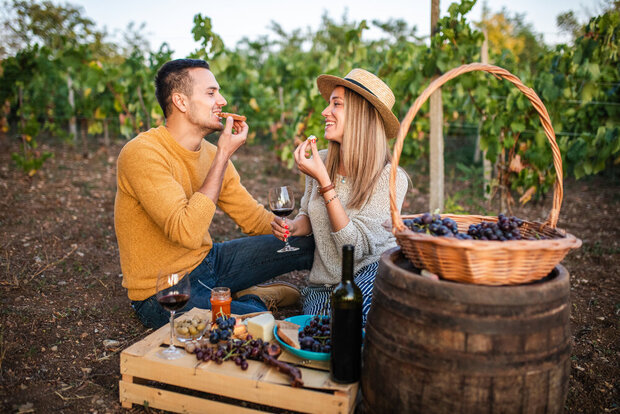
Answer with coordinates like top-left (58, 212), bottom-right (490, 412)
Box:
top-left (114, 126), bottom-right (273, 301)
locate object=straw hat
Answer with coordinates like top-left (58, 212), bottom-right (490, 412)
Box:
top-left (316, 68), bottom-right (400, 139)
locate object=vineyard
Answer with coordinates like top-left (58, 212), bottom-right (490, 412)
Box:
top-left (0, 0), bottom-right (619, 412)
top-left (1, 1), bottom-right (618, 204)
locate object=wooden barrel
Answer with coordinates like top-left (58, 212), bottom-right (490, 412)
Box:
top-left (362, 247), bottom-right (571, 414)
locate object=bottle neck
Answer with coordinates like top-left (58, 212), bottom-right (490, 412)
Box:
top-left (341, 245), bottom-right (354, 282)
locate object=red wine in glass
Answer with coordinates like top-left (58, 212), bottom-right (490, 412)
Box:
top-left (156, 272), bottom-right (191, 360)
top-left (272, 208), bottom-right (294, 217)
top-left (157, 293), bottom-right (190, 312)
top-left (268, 186), bottom-right (299, 253)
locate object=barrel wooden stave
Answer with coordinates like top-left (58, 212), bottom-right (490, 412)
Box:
top-left (362, 247), bottom-right (571, 414)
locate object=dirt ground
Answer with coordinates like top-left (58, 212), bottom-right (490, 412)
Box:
top-left (0, 139), bottom-right (618, 413)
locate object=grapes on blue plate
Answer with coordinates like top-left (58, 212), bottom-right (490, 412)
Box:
top-left (298, 316), bottom-right (330, 353)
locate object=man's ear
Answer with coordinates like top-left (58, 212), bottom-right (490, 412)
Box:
top-left (171, 93), bottom-right (187, 113)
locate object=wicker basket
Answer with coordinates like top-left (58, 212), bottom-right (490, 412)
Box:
top-left (389, 63), bottom-right (582, 285)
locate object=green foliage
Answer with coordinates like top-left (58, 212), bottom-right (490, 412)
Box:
top-left (11, 130), bottom-right (53, 176)
top-left (0, 0), bottom-right (617, 200)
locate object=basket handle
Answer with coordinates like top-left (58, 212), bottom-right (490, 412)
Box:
top-left (390, 63), bottom-right (563, 232)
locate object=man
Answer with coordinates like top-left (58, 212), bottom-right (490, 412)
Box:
top-left (114, 59), bottom-right (313, 329)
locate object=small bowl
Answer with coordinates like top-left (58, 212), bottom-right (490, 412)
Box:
top-left (174, 315), bottom-right (209, 342)
top-left (273, 315), bottom-right (330, 361)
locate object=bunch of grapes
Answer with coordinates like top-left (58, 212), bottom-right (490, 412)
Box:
top-left (404, 213), bottom-right (465, 238)
top-left (403, 212), bottom-right (537, 241)
top-left (467, 214), bottom-right (525, 241)
top-left (209, 315), bottom-right (236, 343)
top-left (299, 316), bottom-right (331, 353)
top-left (188, 335), bottom-right (279, 371)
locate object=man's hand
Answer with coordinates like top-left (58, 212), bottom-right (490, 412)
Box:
top-left (200, 116), bottom-right (249, 203)
top-left (217, 116), bottom-right (248, 159)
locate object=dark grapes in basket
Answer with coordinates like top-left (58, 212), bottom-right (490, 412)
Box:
top-left (404, 213), bottom-right (459, 237)
top-left (467, 214), bottom-right (525, 241)
top-left (404, 213), bottom-right (546, 241)
top-left (298, 316), bottom-right (331, 353)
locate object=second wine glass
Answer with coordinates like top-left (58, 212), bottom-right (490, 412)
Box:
top-left (269, 186), bottom-right (299, 253)
top-left (156, 271), bottom-right (191, 360)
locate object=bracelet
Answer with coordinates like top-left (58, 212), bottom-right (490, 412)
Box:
top-left (324, 194), bottom-right (339, 205)
top-left (318, 183), bottom-right (335, 195)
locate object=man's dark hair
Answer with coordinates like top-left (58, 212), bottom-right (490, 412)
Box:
top-left (155, 59), bottom-right (210, 118)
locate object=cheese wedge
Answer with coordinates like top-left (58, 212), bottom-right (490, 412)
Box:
top-left (246, 313), bottom-right (275, 341)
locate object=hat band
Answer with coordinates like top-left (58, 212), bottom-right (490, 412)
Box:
top-left (344, 77), bottom-right (377, 98)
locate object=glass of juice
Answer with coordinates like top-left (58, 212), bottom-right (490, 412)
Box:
top-left (210, 287), bottom-right (232, 322)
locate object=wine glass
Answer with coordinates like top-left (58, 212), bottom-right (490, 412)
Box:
top-left (269, 186), bottom-right (299, 253)
top-left (156, 271), bottom-right (191, 360)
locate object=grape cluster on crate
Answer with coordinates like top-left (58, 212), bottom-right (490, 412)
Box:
top-left (209, 315), bottom-right (235, 343)
top-left (404, 213), bottom-right (543, 241)
top-left (187, 335), bottom-right (274, 370)
top-left (184, 330), bottom-right (304, 387)
top-left (299, 316), bottom-right (331, 353)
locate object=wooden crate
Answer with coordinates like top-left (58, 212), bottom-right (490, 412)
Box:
top-left (119, 308), bottom-right (358, 413)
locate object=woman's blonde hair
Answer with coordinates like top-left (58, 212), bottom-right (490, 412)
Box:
top-left (324, 88), bottom-right (391, 210)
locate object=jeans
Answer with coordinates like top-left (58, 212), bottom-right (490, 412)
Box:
top-left (131, 235), bottom-right (315, 329)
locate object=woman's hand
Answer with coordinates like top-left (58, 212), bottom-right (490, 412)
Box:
top-left (271, 216), bottom-right (291, 242)
top-left (294, 139), bottom-right (330, 186)
top-left (271, 215), bottom-right (312, 241)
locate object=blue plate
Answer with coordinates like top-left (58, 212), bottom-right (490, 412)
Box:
top-left (273, 315), bottom-right (330, 361)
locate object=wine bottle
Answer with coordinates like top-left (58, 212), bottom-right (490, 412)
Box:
top-left (330, 244), bottom-right (363, 383)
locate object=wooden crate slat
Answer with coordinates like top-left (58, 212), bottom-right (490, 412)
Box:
top-left (278, 349), bottom-right (330, 371)
top-left (250, 380), bottom-right (354, 414)
top-left (123, 327), bottom-right (171, 357)
top-left (120, 308), bottom-right (357, 413)
top-left (121, 353), bottom-right (354, 413)
top-left (119, 380), bottom-right (263, 413)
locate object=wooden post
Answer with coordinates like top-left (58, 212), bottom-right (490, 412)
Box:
top-left (67, 74), bottom-right (78, 142)
top-left (481, 2), bottom-right (492, 200)
top-left (430, 0), bottom-right (444, 212)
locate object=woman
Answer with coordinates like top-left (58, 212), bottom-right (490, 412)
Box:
top-left (271, 68), bottom-right (408, 326)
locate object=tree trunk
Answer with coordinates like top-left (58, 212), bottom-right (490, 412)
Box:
top-left (67, 74), bottom-right (78, 142)
top-left (103, 118), bottom-right (110, 147)
top-left (107, 82), bottom-right (137, 133)
top-left (497, 131), bottom-right (507, 213)
top-left (278, 86), bottom-right (285, 125)
top-left (137, 86), bottom-right (151, 130)
top-left (81, 118), bottom-right (89, 158)
top-left (18, 86), bottom-right (27, 154)
top-left (429, 0), bottom-right (444, 212)
top-left (0, 100), bottom-right (9, 152)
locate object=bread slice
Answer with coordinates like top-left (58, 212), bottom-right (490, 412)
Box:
top-left (276, 320), bottom-right (301, 349)
top-left (278, 327), bottom-right (300, 349)
top-left (276, 320), bottom-right (300, 330)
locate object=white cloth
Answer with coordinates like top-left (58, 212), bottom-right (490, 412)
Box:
top-left (298, 150), bottom-right (408, 285)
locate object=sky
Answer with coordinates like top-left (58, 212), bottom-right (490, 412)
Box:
top-left (57, 0), bottom-right (597, 58)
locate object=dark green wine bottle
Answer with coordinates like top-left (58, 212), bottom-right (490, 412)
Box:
top-left (330, 244), bottom-right (363, 383)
